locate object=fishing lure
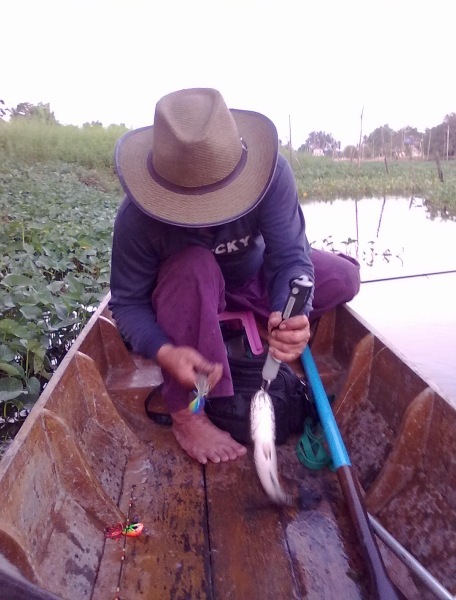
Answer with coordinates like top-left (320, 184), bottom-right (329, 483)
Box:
top-left (106, 486), bottom-right (145, 600)
top-left (188, 373), bottom-right (210, 414)
top-left (104, 521), bottom-right (145, 540)
top-left (250, 388), bottom-right (293, 506)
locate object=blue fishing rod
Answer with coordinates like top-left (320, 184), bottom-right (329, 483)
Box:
top-left (301, 346), bottom-right (406, 600)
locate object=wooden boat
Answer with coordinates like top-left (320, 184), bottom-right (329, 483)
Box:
top-left (0, 294), bottom-right (455, 600)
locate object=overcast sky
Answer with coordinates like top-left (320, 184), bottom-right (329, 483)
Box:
top-left (1, 0), bottom-right (454, 148)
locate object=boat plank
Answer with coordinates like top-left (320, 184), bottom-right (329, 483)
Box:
top-left (93, 428), bottom-right (211, 600)
top-left (205, 456), bottom-right (300, 599)
top-left (205, 439), bottom-right (370, 600)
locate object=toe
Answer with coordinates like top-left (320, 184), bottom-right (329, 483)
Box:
top-left (217, 448), bottom-right (232, 462)
top-left (234, 442), bottom-right (247, 457)
top-left (198, 455), bottom-right (209, 465)
top-left (226, 443), bottom-right (247, 460)
top-left (206, 450), bottom-right (221, 464)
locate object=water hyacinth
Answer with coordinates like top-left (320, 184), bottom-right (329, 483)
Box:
top-left (0, 158), bottom-right (122, 441)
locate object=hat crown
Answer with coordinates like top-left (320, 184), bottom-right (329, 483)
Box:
top-left (152, 88), bottom-right (243, 188)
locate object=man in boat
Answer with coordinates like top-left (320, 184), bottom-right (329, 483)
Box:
top-left (109, 88), bottom-right (360, 464)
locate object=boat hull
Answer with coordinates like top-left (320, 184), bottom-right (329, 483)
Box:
top-left (0, 296), bottom-right (454, 599)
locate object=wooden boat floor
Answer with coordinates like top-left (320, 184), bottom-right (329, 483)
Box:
top-left (91, 401), bottom-right (419, 600)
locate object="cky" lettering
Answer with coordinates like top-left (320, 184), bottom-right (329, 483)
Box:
top-left (214, 235), bottom-right (250, 255)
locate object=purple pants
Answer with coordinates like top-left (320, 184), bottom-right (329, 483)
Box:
top-left (152, 247), bottom-right (360, 412)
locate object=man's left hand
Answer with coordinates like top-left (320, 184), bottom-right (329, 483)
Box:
top-left (267, 312), bottom-right (310, 363)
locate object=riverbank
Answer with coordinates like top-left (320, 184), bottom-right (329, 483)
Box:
top-left (289, 152), bottom-right (456, 217)
top-left (1, 120), bottom-right (455, 215)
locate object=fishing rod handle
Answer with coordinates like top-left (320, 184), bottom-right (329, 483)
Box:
top-left (282, 275), bottom-right (313, 319)
top-left (262, 275), bottom-right (313, 383)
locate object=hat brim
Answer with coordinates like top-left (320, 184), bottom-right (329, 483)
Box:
top-left (115, 109), bottom-right (278, 227)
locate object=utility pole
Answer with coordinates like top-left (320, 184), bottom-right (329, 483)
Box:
top-left (357, 106), bottom-right (364, 168)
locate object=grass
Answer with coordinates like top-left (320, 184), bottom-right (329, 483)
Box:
top-left (283, 150), bottom-right (456, 217)
top-left (0, 119), bottom-right (128, 170)
top-left (1, 119), bottom-right (455, 215)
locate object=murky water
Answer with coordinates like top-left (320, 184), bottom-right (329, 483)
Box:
top-left (302, 197), bottom-right (456, 405)
top-left (303, 196), bottom-right (456, 282)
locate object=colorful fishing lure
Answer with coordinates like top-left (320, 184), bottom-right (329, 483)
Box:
top-left (104, 521), bottom-right (145, 540)
top-left (188, 373), bottom-right (210, 414)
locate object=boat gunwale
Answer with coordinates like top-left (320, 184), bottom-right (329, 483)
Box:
top-left (345, 302), bottom-right (455, 409)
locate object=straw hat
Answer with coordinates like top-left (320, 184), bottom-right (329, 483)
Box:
top-left (115, 88), bottom-right (278, 227)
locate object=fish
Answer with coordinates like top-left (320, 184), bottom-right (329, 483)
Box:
top-left (250, 388), bottom-right (293, 506)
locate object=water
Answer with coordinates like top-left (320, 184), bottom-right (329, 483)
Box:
top-left (303, 196), bottom-right (456, 282)
top-left (302, 197), bottom-right (456, 405)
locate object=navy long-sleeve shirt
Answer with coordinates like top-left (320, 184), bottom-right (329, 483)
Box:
top-left (109, 154), bottom-right (314, 359)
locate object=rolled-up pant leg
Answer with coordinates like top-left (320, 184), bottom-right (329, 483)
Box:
top-left (224, 249), bottom-right (361, 322)
top-left (310, 249), bottom-right (361, 320)
top-left (152, 246), bottom-right (361, 412)
top-left (152, 246), bottom-right (234, 413)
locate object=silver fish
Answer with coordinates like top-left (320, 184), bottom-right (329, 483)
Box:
top-left (250, 389), bottom-right (293, 506)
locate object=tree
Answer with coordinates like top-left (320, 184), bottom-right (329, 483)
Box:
top-left (300, 131), bottom-right (341, 156)
top-left (343, 145), bottom-right (358, 160)
top-left (424, 115), bottom-right (455, 159)
top-left (365, 125), bottom-right (395, 158)
top-left (400, 126), bottom-right (422, 158)
top-left (83, 121), bottom-right (103, 128)
top-left (10, 102), bottom-right (59, 124)
top-left (443, 113), bottom-right (456, 158)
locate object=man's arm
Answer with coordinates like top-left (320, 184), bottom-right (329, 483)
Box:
top-left (258, 155), bottom-right (314, 363)
top-left (109, 198), bottom-right (170, 359)
top-left (258, 154), bottom-right (315, 314)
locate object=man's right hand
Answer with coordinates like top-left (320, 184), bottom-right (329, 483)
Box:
top-left (156, 344), bottom-right (223, 392)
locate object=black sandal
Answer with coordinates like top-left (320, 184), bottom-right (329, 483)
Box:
top-left (144, 385), bottom-right (173, 426)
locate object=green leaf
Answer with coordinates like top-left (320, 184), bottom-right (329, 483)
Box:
top-left (0, 378), bottom-right (25, 402)
top-left (65, 273), bottom-right (85, 295)
top-left (53, 302), bottom-right (69, 320)
top-left (0, 344), bottom-right (16, 362)
top-left (19, 305), bottom-right (42, 320)
top-left (0, 362), bottom-right (24, 378)
top-left (27, 377), bottom-right (41, 397)
top-left (47, 281), bottom-right (65, 293)
top-left (1, 274), bottom-right (34, 288)
top-left (0, 319), bottom-right (31, 338)
top-left (48, 317), bottom-right (78, 331)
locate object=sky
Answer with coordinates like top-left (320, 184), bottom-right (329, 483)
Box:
top-left (1, 0), bottom-right (454, 148)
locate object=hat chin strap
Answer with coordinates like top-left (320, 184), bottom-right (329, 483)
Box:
top-left (146, 142), bottom-right (248, 197)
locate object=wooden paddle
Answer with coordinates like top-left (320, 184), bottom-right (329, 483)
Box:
top-left (300, 346), bottom-right (406, 600)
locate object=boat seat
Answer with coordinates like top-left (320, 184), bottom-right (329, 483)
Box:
top-left (78, 315), bottom-right (163, 404)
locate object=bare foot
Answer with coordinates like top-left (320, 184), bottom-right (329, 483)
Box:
top-left (172, 408), bottom-right (247, 464)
